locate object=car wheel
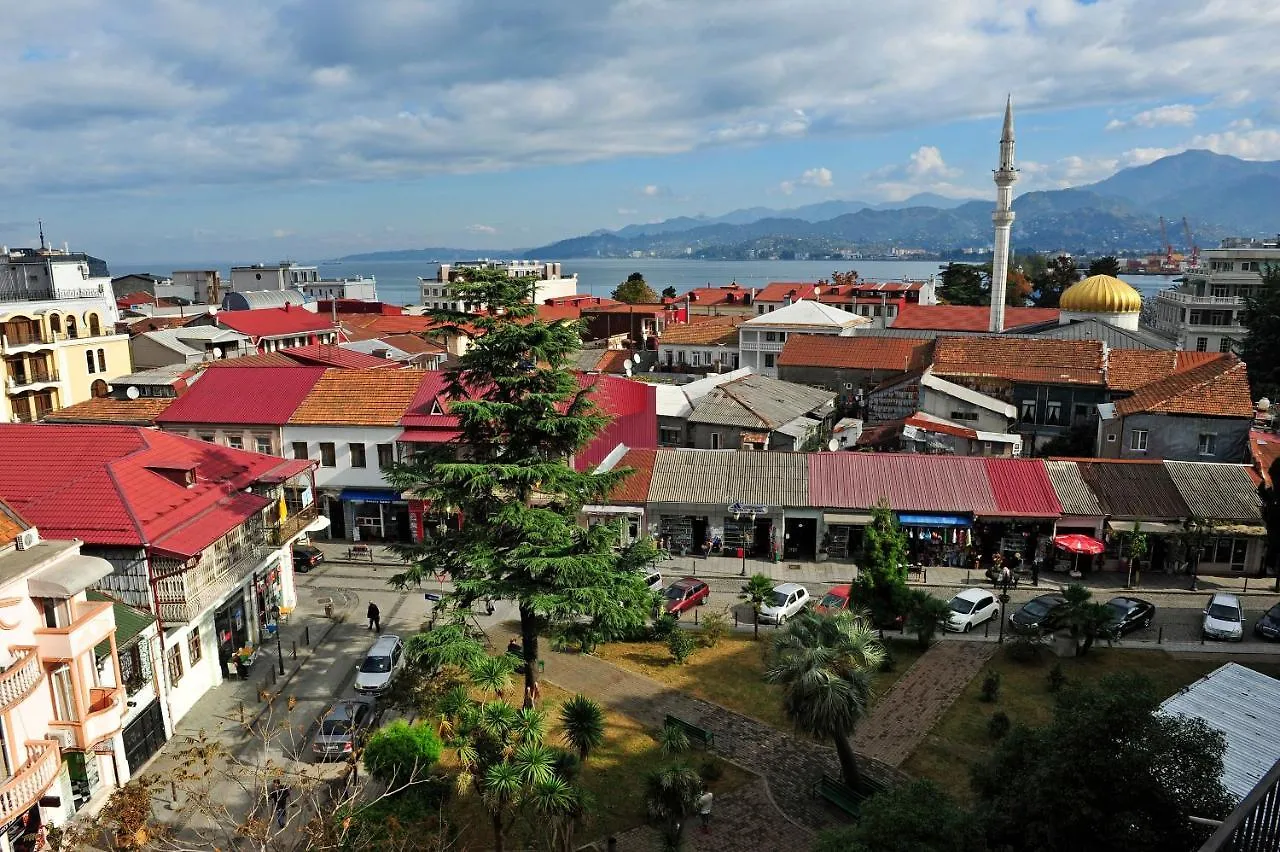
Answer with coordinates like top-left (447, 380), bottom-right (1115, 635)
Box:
top-left (963, 621), bottom-right (971, 633)
top-left (778, 614), bottom-right (787, 626)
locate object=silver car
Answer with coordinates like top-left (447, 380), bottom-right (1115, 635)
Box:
top-left (312, 698), bottom-right (375, 761)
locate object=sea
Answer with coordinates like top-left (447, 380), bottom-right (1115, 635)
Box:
top-left (109, 257), bottom-right (1180, 307)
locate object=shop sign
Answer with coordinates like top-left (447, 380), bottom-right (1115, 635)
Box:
top-left (727, 502), bottom-right (769, 516)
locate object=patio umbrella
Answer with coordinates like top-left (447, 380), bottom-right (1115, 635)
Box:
top-left (1053, 534), bottom-right (1105, 555)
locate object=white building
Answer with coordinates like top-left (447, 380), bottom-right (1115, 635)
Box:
top-left (738, 299), bottom-right (869, 377)
top-left (419, 260), bottom-right (578, 311)
top-left (170, 270), bottom-right (223, 305)
top-left (1147, 238), bottom-right (1278, 353)
top-left (229, 262), bottom-right (319, 293)
top-left (299, 275), bottom-right (378, 303)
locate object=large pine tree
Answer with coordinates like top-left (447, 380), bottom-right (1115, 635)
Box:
top-left (1241, 263), bottom-right (1280, 400)
top-left (385, 267), bottom-right (658, 703)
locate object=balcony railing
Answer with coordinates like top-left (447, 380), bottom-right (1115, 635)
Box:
top-left (6, 367), bottom-right (59, 391)
top-left (50, 686), bottom-right (123, 750)
top-left (0, 330), bottom-right (54, 351)
top-left (0, 648), bottom-right (43, 712)
top-left (154, 544), bottom-right (271, 624)
top-left (34, 600), bottom-right (115, 662)
top-left (1199, 758), bottom-right (1280, 851)
top-left (1157, 291), bottom-right (1246, 306)
top-left (0, 741), bottom-right (60, 828)
top-left (270, 503), bottom-right (319, 546)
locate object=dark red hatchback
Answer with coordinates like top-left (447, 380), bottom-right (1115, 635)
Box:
top-left (662, 578), bottom-right (709, 617)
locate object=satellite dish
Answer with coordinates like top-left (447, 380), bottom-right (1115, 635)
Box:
top-left (827, 438), bottom-right (839, 452)
top-left (212, 346), bottom-right (223, 359)
top-left (623, 362), bottom-right (633, 376)
top-left (125, 386), bottom-right (140, 400)
top-left (632, 353), bottom-right (641, 365)
top-left (1260, 398), bottom-right (1272, 412)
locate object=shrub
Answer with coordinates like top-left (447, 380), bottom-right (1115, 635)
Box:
top-left (699, 760), bottom-right (724, 783)
top-left (699, 611), bottom-right (729, 648)
top-left (651, 613), bottom-right (679, 641)
top-left (878, 647), bottom-right (897, 673)
top-left (659, 723), bottom-right (690, 756)
top-left (1005, 633), bottom-right (1043, 663)
top-left (988, 710), bottom-right (1011, 739)
top-left (362, 720), bottom-right (444, 786)
top-left (668, 630), bottom-right (697, 665)
top-left (980, 670), bottom-right (1001, 703)
top-left (1047, 662), bottom-right (1067, 693)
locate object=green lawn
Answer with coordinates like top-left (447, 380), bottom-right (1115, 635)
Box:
top-left (901, 649), bottom-right (1280, 802)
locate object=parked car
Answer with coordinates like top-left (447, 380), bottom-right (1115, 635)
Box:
top-left (1103, 596), bottom-right (1156, 637)
top-left (815, 584), bottom-right (853, 616)
top-left (1254, 602), bottom-right (1280, 641)
top-left (1008, 593), bottom-right (1068, 635)
top-left (312, 698), bottom-right (376, 761)
top-left (945, 588), bottom-right (999, 633)
top-left (643, 570), bottom-right (663, 593)
top-left (1202, 593), bottom-right (1244, 642)
top-left (758, 583), bottom-right (810, 625)
top-left (661, 578), bottom-right (709, 618)
top-left (354, 634), bottom-right (405, 695)
top-left (292, 543), bottom-right (323, 573)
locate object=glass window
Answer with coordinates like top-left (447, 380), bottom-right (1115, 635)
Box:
top-left (166, 644), bottom-right (184, 685)
top-left (1219, 338), bottom-right (1233, 353)
top-left (187, 627), bottom-right (203, 664)
top-left (1198, 433), bottom-right (1217, 456)
top-left (1020, 400), bottom-right (1036, 421)
top-left (292, 441), bottom-right (308, 460)
top-left (319, 442), bottom-right (336, 467)
top-left (377, 443), bottom-right (394, 468)
top-left (256, 437), bottom-right (271, 455)
top-left (226, 436), bottom-right (243, 450)
top-left (1045, 401), bottom-right (1061, 424)
top-left (764, 353), bottom-right (775, 368)
top-left (86, 350), bottom-right (96, 374)
top-left (1196, 337), bottom-right (1208, 352)
top-left (51, 665), bottom-right (78, 721)
top-left (710, 432), bottom-right (721, 450)
top-left (97, 349), bottom-right (106, 372)
top-left (350, 443), bottom-right (367, 468)
top-left (1129, 429), bottom-right (1148, 451)
top-left (198, 433), bottom-right (214, 443)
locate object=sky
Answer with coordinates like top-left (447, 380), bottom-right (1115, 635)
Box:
top-left (3, 0), bottom-right (1280, 262)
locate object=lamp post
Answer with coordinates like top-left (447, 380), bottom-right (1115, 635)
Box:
top-left (996, 573), bottom-right (1012, 644)
top-left (276, 626), bottom-right (285, 675)
top-left (729, 502), bottom-right (768, 577)
top-left (735, 509), bottom-right (756, 576)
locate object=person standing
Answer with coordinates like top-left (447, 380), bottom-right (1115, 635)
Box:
top-left (367, 602), bottom-right (380, 632)
top-left (697, 789), bottom-right (713, 833)
top-left (269, 779), bottom-right (291, 829)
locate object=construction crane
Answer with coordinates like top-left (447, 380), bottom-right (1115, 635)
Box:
top-left (1182, 217), bottom-right (1200, 269)
top-left (1159, 216), bottom-right (1173, 264)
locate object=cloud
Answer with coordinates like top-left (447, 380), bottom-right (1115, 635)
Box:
top-left (271, 228), bottom-right (294, 238)
top-left (311, 66), bottom-right (351, 87)
top-left (640, 185), bottom-right (670, 198)
top-left (1187, 127), bottom-right (1280, 159)
top-left (1106, 103), bottom-right (1198, 131)
top-left (779, 166), bottom-right (833, 195)
top-left (466, 223), bottom-right (498, 234)
top-left (616, 207), bottom-right (638, 215)
top-left (869, 146), bottom-right (978, 201)
top-left (905, 146), bottom-right (960, 180)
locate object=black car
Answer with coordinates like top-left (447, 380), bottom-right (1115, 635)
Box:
top-left (1008, 594), bottom-right (1068, 635)
top-left (1254, 602), bottom-right (1280, 641)
top-left (292, 543), bottom-right (324, 573)
top-left (1103, 596), bottom-right (1156, 637)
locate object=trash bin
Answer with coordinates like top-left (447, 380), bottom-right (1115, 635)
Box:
top-left (736, 547), bottom-right (744, 559)
top-left (324, 602), bottom-right (334, 618)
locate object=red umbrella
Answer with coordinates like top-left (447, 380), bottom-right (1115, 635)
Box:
top-left (1053, 534), bottom-right (1105, 555)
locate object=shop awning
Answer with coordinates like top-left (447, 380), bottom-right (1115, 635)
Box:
top-left (340, 488), bottom-right (401, 504)
top-left (305, 514), bottom-right (331, 533)
top-left (823, 513), bottom-right (873, 525)
top-left (28, 555), bottom-right (114, 597)
top-left (898, 513), bottom-right (970, 527)
top-left (583, 504), bottom-right (644, 515)
top-left (1106, 520), bottom-right (1180, 535)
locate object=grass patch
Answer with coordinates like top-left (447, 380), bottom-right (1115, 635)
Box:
top-left (901, 649), bottom-right (1280, 802)
top-left (438, 681), bottom-right (751, 849)
top-left (593, 631), bottom-right (926, 732)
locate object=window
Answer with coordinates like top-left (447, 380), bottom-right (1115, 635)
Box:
top-left (950, 411), bottom-right (979, 422)
top-left (97, 349), bottom-right (106, 372)
top-left (187, 627), bottom-right (203, 664)
top-left (377, 443), bottom-right (394, 468)
top-left (1045, 401), bottom-right (1061, 425)
top-left (86, 350), bottom-right (96, 374)
top-left (1129, 429), bottom-right (1148, 452)
top-left (198, 433), bottom-right (214, 443)
top-left (36, 597), bottom-right (71, 629)
top-left (1219, 337), bottom-right (1233, 353)
top-left (1106, 433), bottom-right (1117, 442)
top-left (226, 436), bottom-right (243, 450)
top-left (1020, 400), bottom-right (1036, 422)
top-left (51, 665), bottom-right (78, 721)
top-left (1196, 337), bottom-right (1208, 352)
top-left (764, 354), bottom-right (775, 368)
top-left (1198, 433), bottom-right (1217, 456)
top-left (256, 437), bottom-right (271, 455)
top-left (764, 332), bottom-right (777, 342)
top-left (319, 442), bottom-right (336, 467)
top-left (166, 644), bottom-right (184, 685)
top-left (292, 441), bottom-right (308, 460)
top-left (350, 443), bottom-right (367, 468)
top-left (710, 432), bottom-right (721, 450)
top-left (659, 427), bottom-right (681, 446)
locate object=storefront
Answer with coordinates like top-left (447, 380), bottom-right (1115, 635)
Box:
top-left (213, 590), bottom-right (250, 675)
top-left (974, 518), bottom-right (1056, 571)
top-left (341, 488), bottom-right (411, 542)
top-left (820, 513), bottom-right (872, 561)
top-left (582, 505), bottom-right (644, 547)
top-left (659, 513), bottom-right (710, 556)
top-left (896, 513), bottom-right (972, 566)
top-left (1103, 520), bottom-right (1180, 573)
top-left (251, 558), bottom-right (284, 630)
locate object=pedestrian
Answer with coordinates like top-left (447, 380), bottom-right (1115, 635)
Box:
top-left (485, 598), bottom-right (495, 616)
top-left (697, 789), bottom-right (713, 832)
top-left (1031, 559), bottom-right (1040, 587)
top-left (701, 538), bottom-right (711, 559)
top-left (269, 779), bottom-right (290, 829)
top-left (367, 602), bottom-right (380, 632)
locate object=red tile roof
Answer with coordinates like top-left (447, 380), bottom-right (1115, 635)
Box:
top-left (280, 344), bottom-right (397, 369)
top-left (983, 458), bottom-right (1063, 518)
top-left (777, 335), bottom-right (932, 372)
top-left (379, 334), bottom-right (446, 355)
top-left (535, 304), bottom-right (585, 321)
top-left (606, 448), bottom-right (657, 503)
top-left (892, 304), bottom-right (1060, 331)
top-left (1114, 355), bottom-right (1253, 417)
top-left (808, 453), bottom-right (999, 514)
top-left (658, 316), bottom-right (744, 346)
top-left (43, 397), bottom-right (175, 426)
top-left (755, 280), bottom-right (923, 304)
top-left (158, 366), bottom-right (327, 425)
top-left (931, 337), bottom-right (1106, 386)
top-left (0, 500), bottom-right (26, 545)
top-left (1105, 350), bottom-right (1225, 393)
top-left (215, 308), bottom-right (335, 340)
top-left (1250, 431), bottom-right (1280, 488)
top-left (0, 425), bottom-right (310, 553)
top-left (203, 352), bottom-right (300, 368)
top-left (684, 284), bottom-right (752, 306)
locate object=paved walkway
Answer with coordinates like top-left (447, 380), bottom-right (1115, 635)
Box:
top-left (603, 777), bottom-right (799, 852)
top-left (854, 641), bottom-right (995, 767)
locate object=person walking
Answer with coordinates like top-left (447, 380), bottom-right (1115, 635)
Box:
top-left (269, 779), bottom-right (291, 829)
top-left (696, 789), bottom-right (713, 833)
top-left (367, 602), bottom-right (380, 632)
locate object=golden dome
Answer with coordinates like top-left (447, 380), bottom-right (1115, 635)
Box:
top-left (1059, 274), bottom-right (1142, 313)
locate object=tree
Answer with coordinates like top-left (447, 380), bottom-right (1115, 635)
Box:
top-left (1032, 254), bottom-right (1082, 307)
top-left (905, 589), bottom-right (951, 648)
top-left (529, 776), bottom-right (588, 852)
top-left (1261, 458), bottom-right (1280, 586)
top-left (765, 611), bottom-right (885, 789)
top-left (813, 779), bottom-right (985, 852)
top-left (384, 266), bottom-right (658, 707)
top-left (1037, 421), bottom-right (1095, 457)
top-left (741, 572), bottom-right (775, 640)
top-left (661, 285), bottom-right (678, 300)
top-left (1241, 263), bottom-right (1280, 400)
top-left (938, 263), bottom-right (986, 306)
top-left (559, 694), bottom-right (606, 763)
top-left (855, 501), bottom-right (911, 627)
top-left (971, 673), bottom-right (1233, 852)
top-left (643, 765), bottom-right (705, 852)
top-left (362, 720), bottom-right (444, 787)
top-left (613, 272), bottom-right (659, 304)
top-left (1087, 256), bottom-right (1123, 277)
top-left (1060, 583), bottom-right (1115, 655)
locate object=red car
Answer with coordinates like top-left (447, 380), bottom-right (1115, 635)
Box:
top-left (815, 584), bottom-right (853, 615)
top-left (662, 578), bottom-right (709, 617)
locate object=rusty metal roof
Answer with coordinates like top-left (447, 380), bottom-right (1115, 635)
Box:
top-left (1075, 461), bottom-right (1189, 519)
top-left (807, 453), bottom-right (998, 514)
top-left (647, 450), bottom-right (811, 506)
top-left (983, 458), bottom-right (1062, 518)
top-left (1164, 462), bottom-right (1263, 522)
top-left (1043, 461), bottom-right (1104, 517)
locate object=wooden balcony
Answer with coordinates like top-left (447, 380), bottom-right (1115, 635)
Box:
top-left (34, 600), bottom-right (115, 662)
top-left (270, 503), bottom-right (319, 546)
top-left (0, 647), bottom-right (43, 712)
top-left (50, 686), bottom-right (123, 750)
top-left (0, 741), bottom-right (60, 828)
top-left (154, 544), bottom-right (270, 624)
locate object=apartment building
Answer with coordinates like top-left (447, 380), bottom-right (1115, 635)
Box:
top-left (419, 260), bottom-right (578, 311)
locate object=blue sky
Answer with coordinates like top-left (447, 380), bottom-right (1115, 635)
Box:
top-left (2, 0), bottom-right (1278, 262)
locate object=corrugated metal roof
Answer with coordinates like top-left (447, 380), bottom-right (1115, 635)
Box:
top-left (1159, 663), bottom-right (1280, 801)
top-left (983, 459), bottom-right (1062, 518)
top-left (808, 453), bottom-right (998, 514)
top-left (1164, 462), bottom-right (1263, 522)
top-left (1043, 461), bottom-right (1103, 516)
top-left (1075, 461), bottom-right (1189, 519)
top-left (608, 448), bottom-right (656, 504)
top-left (158, 365), bottom-right (327, 425)
top-left (687, 374), bottom-right (834, 430)
top-left (648, 450), bottom-right (810, 506)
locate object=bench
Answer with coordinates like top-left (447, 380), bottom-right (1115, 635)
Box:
top-left (346, 545), bottom-right (375, 562)
top-left (813, 773), bottom-right (863, 817)
top-left (664, 714), bottom-right (713, 749)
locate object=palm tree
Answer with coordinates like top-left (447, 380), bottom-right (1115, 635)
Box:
top-left (1061, 584), bottom-right (1115, 656)
top-left (531, 776), bottom-right (588, 852)
top-left (644, 765), bottom-right (705, 852)
top-left (559, 694), bottom-right (606, 763)
top-left (765, 610), bottom-right (884, 790)
top-left (471, 654), bottom-right (515, 698)
top-left (906, 589), bottom-right (952, 648)
top-left (742, 573), bottom-right (775, 640)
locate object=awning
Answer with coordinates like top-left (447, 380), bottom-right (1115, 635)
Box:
top-left (304, 514), bottom-right (332, 533)
top-left (1106, 520), bottom-right (1181, 535)
top-left (340, 488), bottom-right (402, 504)
top-left (1210, 524), bottom-right (1268, 537)
top-left (397, 428), bottom-right (461, 443)
top-left (824, 513), bottom-right (873, 526)
top-left (28, 554), bottom-right (114, 597)
top-left (898, 513), bottom-right (970, 527)
top-left (583, 504), bottom-right (644, 516)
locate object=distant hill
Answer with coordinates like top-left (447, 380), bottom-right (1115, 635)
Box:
top-left (336, 247), bottom-right (521, 262)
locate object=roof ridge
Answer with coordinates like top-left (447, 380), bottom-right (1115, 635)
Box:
top-left (106, 428), bottom-right (151, 546)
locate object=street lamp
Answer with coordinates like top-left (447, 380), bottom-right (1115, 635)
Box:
top-left (730, 501), bottom-right (767, 576)
top-left (996, 572), bottom-right (1012, 644)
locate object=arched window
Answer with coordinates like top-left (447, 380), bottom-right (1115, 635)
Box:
top-left (97, 349), bottom-right (106, 373)
top-left (91, 379), bottom-right (108, 398)
top-left (88, 314), bottom-right (101, 337)
top-left (86, 350), bottom-right (96, 374)
top-left (66, 316), bottom-right (78, 339)
top-left (49, 314), bottom-right (62, 335)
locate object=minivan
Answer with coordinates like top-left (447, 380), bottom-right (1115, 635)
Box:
top-left (354, 634), bottom-right (404, 695)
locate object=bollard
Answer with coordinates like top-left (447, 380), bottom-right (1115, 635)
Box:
top-left (239, 701), bottom-right (244, 724)
top-left (1245, 578), bottom-right (1250, 594)
top-left (1201, 631), bottom-right (1205, 645)
top-left (167, 779), bottom-right (179, 810)
top-left (1158, 626), bottom-right (1163, 644)
top-left (734, 612), bottom-right (739, 627)
top-left (923, 568), bottom-right (928, 584)
top-left (292, 641), bottom-right (297, 660)
top-left (694, 609), bottom-right (698, 625)
top-left (305, 625), bottom-right (310, 647)
top-left (965, 570), bottom-right (970, 584)
top-left (985, 620), bottom-right (990, 638)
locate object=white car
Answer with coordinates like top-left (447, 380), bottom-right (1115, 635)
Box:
top-left (945, 588), bottom-right (1000, 633)
top-left (354, 634), bottom-right (405, 695)
top-left (643, 570), bottom-right (663, 592)
top-left (1202, 593), bottom-right (1244, 642)
top-left (758, 582), bottom-right (810, 625)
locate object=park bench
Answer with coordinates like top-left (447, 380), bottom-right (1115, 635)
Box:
top-left (664, 714), bottom-right (713, 749)
top-left (345, 544), bottom-right (375, 562)
top-left (813, 773), bottom-right (862, 817)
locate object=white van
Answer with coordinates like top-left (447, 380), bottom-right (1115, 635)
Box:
top-left (354, 634), bottom-right (404, 695)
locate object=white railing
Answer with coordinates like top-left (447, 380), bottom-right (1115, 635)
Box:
top-left (0, 648), bottom-right (42, 711)
top-left (1157, 291), bottom-right (1245, 306)
top-left (0, 741), bottom-right (60, 827)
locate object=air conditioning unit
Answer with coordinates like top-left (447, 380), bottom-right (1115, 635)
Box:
top-left (14, 528), bottom-right (38, 551)
top-left (46, 729), bottom-right (75, 749)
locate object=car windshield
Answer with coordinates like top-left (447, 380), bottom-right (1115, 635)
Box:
top-left (1106, 601), bottom-right (1131, 618)
top-left (665, 586), bottom-right (688, 600)
top-left (769, 591), bottom-right (790, 607)
top-left (950, 597), bottom-right (976, 614)
top-left (1021, 600), bottom-right (1049, 618)
top-left (360, 655), bottom-right (392, 674)
top-left (819, 593), bottom-right (846, 610)
top-left (1208, 603), bottom-right (1240, 622)
top-left (321, 714), bottom-right (354, 736)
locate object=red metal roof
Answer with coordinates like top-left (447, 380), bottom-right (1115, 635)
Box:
top-left (158, 366), bottom-right (326, 425)
top-left (216, 308), bottom-right (335, 340)
top-left (982, 458), bottom-right (1062, 518)
top-left (808, 453), bottom-right (999, 514)
top-left (280, 344), bottom-right (397, 369)
top-left (576, 375), bottom-right (658, 470)
top-left (892, 304), bottom-right (1060, 331)
top-left (397, 427), bottom-right (461, 443)
top-left (152, 491), bottom-right (272, 559)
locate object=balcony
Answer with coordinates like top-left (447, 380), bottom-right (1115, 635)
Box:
top-left (0, 648), bottom-right (43, 712)
top-left (269, 503), bottom-right (319, 546)
top-left (1156, 291), bottom-right (1246, 307)
top-left (5, 366), bottom-right (60, 393)
top-left (153, 544), bottom-right (270, 624)
top-left (0, 330), bottom-right (54, 354)
top-left (33, 600), bottom-right (115, 661)
top-left (0, 741), bottom-right (60, 828)
top-left (1199, 758), bottom-right (1280, 851)
top-left (49, 686), bottom-right (123, 750)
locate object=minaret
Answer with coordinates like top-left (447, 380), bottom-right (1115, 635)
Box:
top-left (989, 96), bottom-right (1018, 333)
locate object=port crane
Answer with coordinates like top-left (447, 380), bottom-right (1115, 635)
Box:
top-left (1182, 217), bottom-right (1200, 268)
